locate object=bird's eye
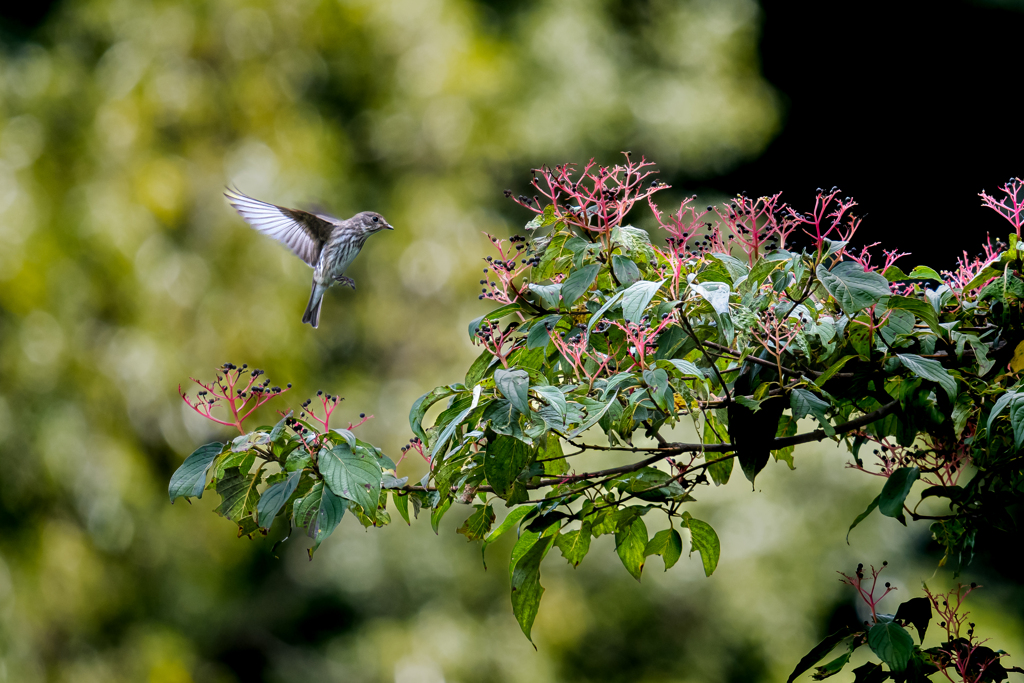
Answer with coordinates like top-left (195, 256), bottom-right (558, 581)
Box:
top-left (372, 216), bottom-right (379, 223)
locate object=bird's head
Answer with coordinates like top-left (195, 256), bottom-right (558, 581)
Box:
top-left (356, 211), bottom-right (394, 233)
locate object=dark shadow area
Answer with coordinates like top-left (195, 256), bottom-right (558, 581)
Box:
top-left (704, 0), bottom-right (1024, 267)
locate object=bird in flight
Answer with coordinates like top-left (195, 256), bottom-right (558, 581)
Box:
top-left (225, 188), bottom-right (393, 328)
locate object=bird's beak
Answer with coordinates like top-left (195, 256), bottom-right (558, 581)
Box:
top-left (385, 223), bottom-right (394, 230)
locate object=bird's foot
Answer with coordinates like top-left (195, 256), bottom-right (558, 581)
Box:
top-left (334, 275), bottom-right (356, 289)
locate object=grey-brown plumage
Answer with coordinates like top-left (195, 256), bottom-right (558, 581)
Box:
top-left (225, 188), bottom-right (393, 328)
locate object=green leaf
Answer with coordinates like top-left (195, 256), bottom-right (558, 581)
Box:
top-left (510, 534), bottom-right (555, 641)
top-left (292, 482), bottom-right (347, 556)
top-left (257, 470), bottom-right (302, 528)
top-left (431, 497), bottom-right (452, 534)
top-left (269, 412), bottom-right (292, 443)
top-left (611, 225), bottom-right (656, 262)
top-left (847, 494), bottom-right (879, 541)
top-left (867, 621), bottom-right (914, 671)
top-left (410, 385), bottom-right (458, 444)
top-left (481, 506), bottom-right (533, 568)
top-left (319, 443), bottom-right (382, 514)
top-left (466, 348), bottom-right (497, 385)
top-left (786, 626), bottom-right (853, 683)
top-left (533, 385), bottom-right (566, 422)
top-left (393, 491), bottom-right (411, 525)
top-left (896, 354), bottom-right (957, 400)
top-left (169, 442), bottom-right (222, 503)
top-left (816, 261), bottom-right (891, 314)
top-left (529, 283), bottom-right (562, 310)
top-left (214, 467), bottom-right (264, 521)
top-left (894, 596), bottom-right (932, 643)
top-left (539, 430), bottom-right (568, 475)
top-left (285, 448), bottom-right (312, 472)
top-left (525, 203), bottom-right (559, 230)
top-left (431, 385), bottom-right (483, 458)
top-left (790, 388), bottom-right (834, 436)
top-left (467, 303), bottom-right (522, 341)
top-left (908, 265), bottom-right (943, 282)
top-left (555, 522), bottom-right (593, 567)
top-left (527, 314), bottom-right (562, 349)
top-left (612, 255), bottom-right (641, 286)
top-left (615, 517), bottom-right (648, 581)
top-left (643, 368), bottom-right (673, 414)
top-left (887, 295), bottom-right (944, 337)
top-left (814, 651), bottom-right (852, 679)
top-left (707, 455), bottom-right (733, 486)
top-left (534, 233), bottom-right (571, 279)
top-left (457, 504), bottom-right (496, 541)
top-left (495, 368), bottom-right (531, 415)
top-left (622, 279), bottom-right (666, 324)
top-left (665, 359), bottom-right (705, 379)
top-left (560, 263), bottom-right (600, 307)
top-left (644, 528), bottom-right (683, 570)
top-left (484, 434), bottom-right (533, 497)
top-left (815, 355), bottom-right (857, 387)
top-left (684, 515), bottom-right (720, 576)
top-left (586, 291), bottom-right (625, 334)
top-left (566, 392), bottom-right (619, 439)
top-left (879, 466), bottom-right (919, 518)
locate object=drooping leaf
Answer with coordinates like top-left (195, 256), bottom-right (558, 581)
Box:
top-left (393, 491), bottom-right (411, 525)
top-left (319, 443), bottom-right (382, 514)
top-left (560, 263), bottom-right (600, 307)
top-left (257, 469), bottom-right (302, 528)
top-left (786, 626), bottom-right (853, 683)
top-left (495, 368), bottom-right (531, 415)
top-left (484, 434), bottom-right (533, 497)
top-left (847, 494), bottom-right (880, 541)
top-left (169, 442), bottom-right (222, 502)
top-left (431, 385), bottom-right (483, 458)
top-left (555, 522), bottom-right (593, 568)
top-left (887, 295), bottom-right (944, 337)
top-left (878, 466), bottom-right (920, 519)
top-left (292, 482), bottom-right (347, 557)
top-left (896, 354), bottom-right (957, 401)
top-left (622, 279), bottom-right (666, 324)
top-left (644, 528), bottom-right (683, 570)
top-left (431, 497), bottom-right (452, 534)
top-left (615, 517), bottom-right (648, 581)
top-left (816, 261), bottom-right (891, 314)
top-left (814, 355), bottom-right (858, 386)
top-left (457, 504), bottom-right (496, 541)
top-left (510, 534), bottom-right (555, 641)
top-left (481, 506), bottom-right (533, 568)
top-left (538, 430), bottom-right (568, 475)
top-left (867, 621), bottom-right (914, 671)
top-left (684, 515), bottom-right (720, 576)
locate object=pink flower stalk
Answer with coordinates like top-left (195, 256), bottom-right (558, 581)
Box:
top-left (787, 188), bottom-right (860, 253)
top-left (510, 155), bottom-right (667, 244)
top-left (839, 562), bottom-right (897, 624)
top-left (179, 363), bottom-right (290, 434)
top-left (979, 177), bottom-right (1024, 239)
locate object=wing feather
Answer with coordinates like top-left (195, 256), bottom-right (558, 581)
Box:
top-left (224, 188), bottom-right (335, 267)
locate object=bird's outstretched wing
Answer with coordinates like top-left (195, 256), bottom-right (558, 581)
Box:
top-left (224, 187), bottom-right (335, 267)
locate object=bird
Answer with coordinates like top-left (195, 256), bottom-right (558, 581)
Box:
top-left (224, 187), bottom-right (393, 328)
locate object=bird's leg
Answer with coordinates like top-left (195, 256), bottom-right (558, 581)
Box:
top-left (334, 275), bottom-right (356, 289)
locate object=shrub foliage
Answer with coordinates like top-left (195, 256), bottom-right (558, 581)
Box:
top-left (174, 158), bottom-right (1024, 680)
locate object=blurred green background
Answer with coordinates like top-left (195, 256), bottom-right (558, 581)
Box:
top-left (0, 1), bottom-right (1021, 681)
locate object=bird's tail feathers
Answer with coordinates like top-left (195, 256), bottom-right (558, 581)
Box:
top-left (302, 282), bottom-right (325, 328)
